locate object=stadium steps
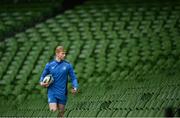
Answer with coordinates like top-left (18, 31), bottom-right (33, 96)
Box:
top-left (0, 0), bottom-right (180, 117)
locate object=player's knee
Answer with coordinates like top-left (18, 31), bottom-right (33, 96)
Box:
top-left (50, 108), bottom-right (57, 112)
top-left (59, 107), bottom-right (65, 112)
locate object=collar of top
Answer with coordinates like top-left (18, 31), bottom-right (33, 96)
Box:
top-left (55, 57), bottom-right (62, 62)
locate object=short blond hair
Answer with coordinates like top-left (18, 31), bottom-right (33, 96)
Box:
top-left (55, 46), bottom-right (65, 53)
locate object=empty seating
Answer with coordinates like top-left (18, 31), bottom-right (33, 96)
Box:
top-left (0, 0), bottom-right (180, 117)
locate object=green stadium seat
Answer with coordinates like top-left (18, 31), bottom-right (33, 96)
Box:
top-left (68, 110), bottom-right (83, 117)
top-left (112, 110), bottom-right (128, 117)
top-left (97, 110), bottom-right (114, 117)
top-left (83, 110), bottom-right (99, 117)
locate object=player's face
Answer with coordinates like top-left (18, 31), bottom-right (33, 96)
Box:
top-left (56, 51), bottom-right (66, 60)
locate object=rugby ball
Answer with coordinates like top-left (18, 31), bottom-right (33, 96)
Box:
top-left (43, 74), bottom-right (54, 85)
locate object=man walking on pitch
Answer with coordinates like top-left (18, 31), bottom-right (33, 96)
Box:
top-left (40, 46), bottom-right (79, 117)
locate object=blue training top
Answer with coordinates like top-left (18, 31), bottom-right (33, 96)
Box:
top-left (40, 60), bottom-right (78, 100)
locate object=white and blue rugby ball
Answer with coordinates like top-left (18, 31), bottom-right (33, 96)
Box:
top-left (43, 74), bottom-right (54, 85)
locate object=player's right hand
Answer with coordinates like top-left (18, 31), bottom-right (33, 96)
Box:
top-left (40, 82), bottom-right (49, 87)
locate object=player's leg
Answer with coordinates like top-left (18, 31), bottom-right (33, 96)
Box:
top-left (48, 95), bottom-right (58, 112)
top-left (57, 104), bottom-right (65, 117)
top-left (57, 98), bottom-right (67, 117)
top-left (49, 103), bottom-right (58, 112)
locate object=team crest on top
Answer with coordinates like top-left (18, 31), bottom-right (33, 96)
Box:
top-left (63, 66), bottom-right (66, 70)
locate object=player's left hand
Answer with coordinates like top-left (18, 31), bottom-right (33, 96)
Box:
top-left (71, 88), bottom-right (77, 95)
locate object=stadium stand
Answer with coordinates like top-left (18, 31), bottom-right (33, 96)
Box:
top-left (0, 1), bottom-right (64, 40)
top-left (0, 0), bottom-right (180, 117)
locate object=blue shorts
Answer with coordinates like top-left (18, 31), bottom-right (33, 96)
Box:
top-left (48, 95), bottom-right (67, 105)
